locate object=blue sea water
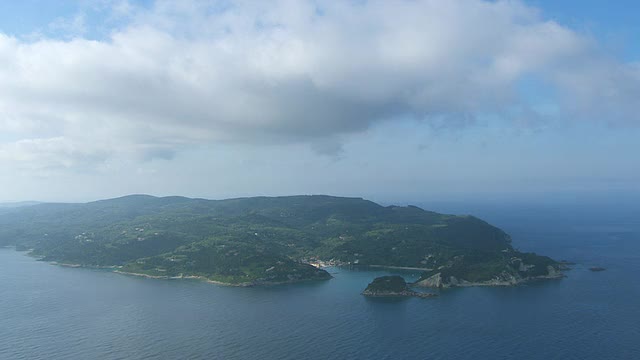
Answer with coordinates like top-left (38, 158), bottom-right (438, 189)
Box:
top-left (1, 201), bottom-right (639, 360)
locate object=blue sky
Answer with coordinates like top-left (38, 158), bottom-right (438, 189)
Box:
top-left (534, 0), bottom-right (640, 59)
top-left (0, 0), bottom-right (638, 203)
top-left (2, 1), bottom-right (637, 48)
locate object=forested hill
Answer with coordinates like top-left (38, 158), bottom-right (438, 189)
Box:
top-left (0, 195), bottom-right (557, 286)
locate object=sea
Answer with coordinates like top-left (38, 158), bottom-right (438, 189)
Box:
top-left (1, 199), bottom-right (639, 359)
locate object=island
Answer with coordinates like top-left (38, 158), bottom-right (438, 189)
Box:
top-left (362, 276), bottom-right (437, 298)
top-left (0, 194), bottom-right (564, 287)
top-left (589, 267), bottom-right (606, 272)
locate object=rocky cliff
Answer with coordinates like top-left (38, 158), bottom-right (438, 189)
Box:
top-left (414, 257), bottom-right (564, 289)
top-left (362, 276), bottom-right (437, 298)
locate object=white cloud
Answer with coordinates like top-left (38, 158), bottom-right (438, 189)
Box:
top-left (0, 0), bottom-right (638, 172)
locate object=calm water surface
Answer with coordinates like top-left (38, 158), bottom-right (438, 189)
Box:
top-left (1, 202), bottom-right (639, 359)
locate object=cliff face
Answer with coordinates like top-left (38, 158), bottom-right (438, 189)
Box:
top-left (416, 272), bottom-right (444, 287)
top-left (414, 272), bottom-right (515, 288)
top-left (415, 264), bottom-right (563, 288)
top-left (362, 276), bottom-right (437, 298)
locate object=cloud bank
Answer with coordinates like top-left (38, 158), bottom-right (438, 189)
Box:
top-left (0, 0), bottom-right (638, 171)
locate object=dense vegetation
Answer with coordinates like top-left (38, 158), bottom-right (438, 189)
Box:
top-left (0, 195), bottom-right (558, 285)
top-left (417, 251), bottom-right (559, 284)
top-left (363, 276), bottom-right (410, 293)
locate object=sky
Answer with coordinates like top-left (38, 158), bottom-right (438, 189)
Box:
top-left (0, 0), bottom-right (638, 204)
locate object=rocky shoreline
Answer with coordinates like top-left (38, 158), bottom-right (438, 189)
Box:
top-left (362, 276), bottom-right (438, 299)
top-left (32, 251), bottom-right (568, 291)
top-left (361, 289), bottom-right (437, 298)
top-left (35, 256), bottom-right (332, 287)
top-left (51, 262), bottom-right (120, 269)
top-left (414, 265), bottom-right (565, 288)
top-left (113, 270), bottom-right (332, 287)
top-left (114, 270), bottom-right (254, 286)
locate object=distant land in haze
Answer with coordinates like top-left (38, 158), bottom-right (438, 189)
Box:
top-left (0, 201), bottom-right (41, 208)
top-left (0, 195), bottom-right (562, 287)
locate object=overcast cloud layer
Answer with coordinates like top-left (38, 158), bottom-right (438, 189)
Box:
top-left (0, 0), bottom-right (639, 174)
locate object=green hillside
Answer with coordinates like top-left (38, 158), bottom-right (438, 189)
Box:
top-left (0, 195), bottom-right (559, 286)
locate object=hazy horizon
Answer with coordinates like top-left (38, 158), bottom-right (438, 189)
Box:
top-left (4, 189), bottom-right (640, 210)
top-left (1, 0), bottom-right (638, 203)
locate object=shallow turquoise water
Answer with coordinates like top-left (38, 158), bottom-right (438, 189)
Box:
top-left (1, 202), bottom-right (639, 359)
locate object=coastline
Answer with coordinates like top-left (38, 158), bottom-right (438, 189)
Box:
top-left (451, 273), bottom-right (565, 287)
top-left (49, 261), bottom-right (121, 270)
top-left (113, 270), bottom-right (332, 287)
top-left (22, 250), bottom-right (563, 289)
top-left (308, 261), bottom-right (431, 272)
top-left (35, 257), bottom-right (279, 287)
top-left (362, 290), bottom-right (437, 299)
top-left (414, 271), bottom-right (565, 288)
top-left (11, 251), bottom-right (331, 288)
top-left (113, 270), bottom-right (255, 287)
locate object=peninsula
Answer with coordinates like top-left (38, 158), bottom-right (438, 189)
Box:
top-left (0, 195), bottom-right (563, 287)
